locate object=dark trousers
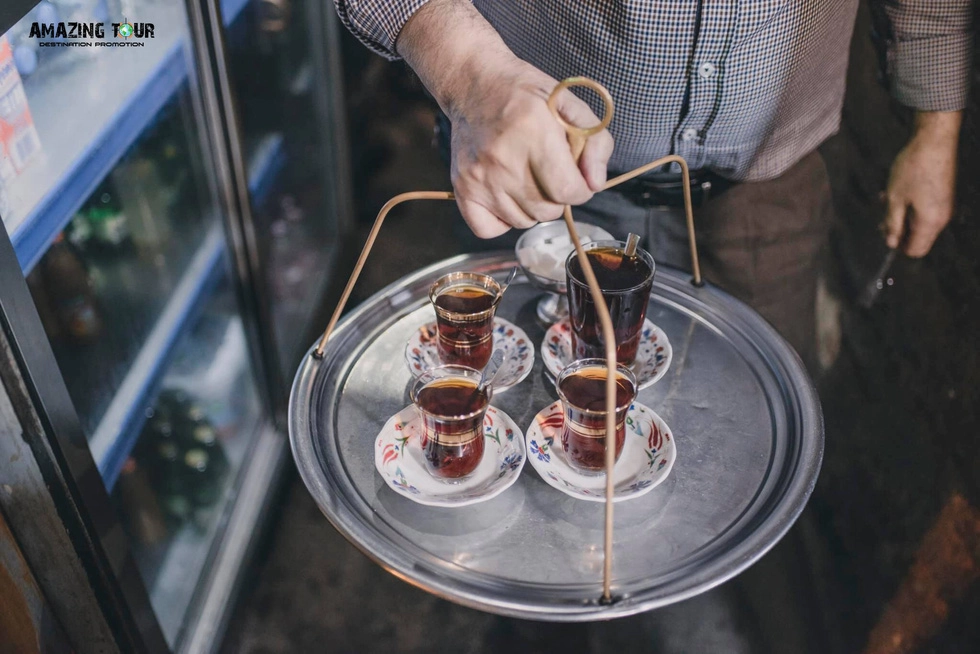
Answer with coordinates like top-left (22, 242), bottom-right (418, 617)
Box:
top-left (572, 151), bottom-right (834, 369)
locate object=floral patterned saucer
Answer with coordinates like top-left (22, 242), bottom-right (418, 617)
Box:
top-left (540, 319), bottom-right (672, 390)
top-left (375, 405), bottom-right (526, 507)
top-left (405, 318), bottom-right (534, 392)
top-left (524, 400), bottom-right (676, 502)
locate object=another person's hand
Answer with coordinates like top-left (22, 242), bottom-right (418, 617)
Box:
top-left (397, 0), bottom-right (614, 238)
top-left (883, 111), bottom-right (961, 257)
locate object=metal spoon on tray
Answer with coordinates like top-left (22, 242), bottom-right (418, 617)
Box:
top-left (498, 266), bottom-right (518, 299)
top-left (624, 233), bottom-right (640, 258)
top-left (476, 349), bottom-right (506, 394)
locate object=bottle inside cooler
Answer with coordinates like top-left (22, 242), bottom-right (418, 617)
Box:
top-left (113, 280), bottom-right (262, 641)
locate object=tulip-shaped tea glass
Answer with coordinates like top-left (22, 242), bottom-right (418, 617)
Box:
top-left (565, 240), bottom-right (655, 366)
top-left (411, 365), bottom-right (491, 481)
top-left (556, 358), bottom-right (637, 474)
top-left (429, 272), bottom-right (502, 369)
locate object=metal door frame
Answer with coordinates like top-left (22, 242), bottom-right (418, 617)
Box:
top-left (0, 0), bottom-right (37, 37)
top-left (185, 0), bottom-right (285, 422)
top-left (191, 0), bottom-right (356, 424)
top-left (0, 227), bottom-right (168, 652)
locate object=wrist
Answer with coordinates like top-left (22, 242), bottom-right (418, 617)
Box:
top-left (397, 0), bottom-right (516, 117)
top-left (911, 111), bottom-right (962, 149)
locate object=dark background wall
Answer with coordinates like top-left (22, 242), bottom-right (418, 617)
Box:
top-left (816, 2), bottom-right (980, 651)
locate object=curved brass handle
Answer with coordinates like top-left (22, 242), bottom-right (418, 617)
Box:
top-left (312, 191), bottom-right (454, 358)
top-left (545, 77), bottom-right (702, 287)
top-left (545, 78), bottom-right (621, 603)
top-left (544, 78), bottom-right (704, 602)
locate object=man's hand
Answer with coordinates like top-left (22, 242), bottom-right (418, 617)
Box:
top-left (397, 0), bottom-right (613, 238)
top-left (883, 111), bottom-right (961, 258)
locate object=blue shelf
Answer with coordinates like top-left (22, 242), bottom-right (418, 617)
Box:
top-left (7, 0), bottom-right (251, 272)
top-left (10, 40), bottom-right (187, 272)
top-left (91, 224), bottom-right (226, 489)
top-left (247, 132), bottom-right (286, 207)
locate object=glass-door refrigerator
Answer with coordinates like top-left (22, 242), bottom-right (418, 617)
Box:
top-left (0, 0), bottom-right (350, 651)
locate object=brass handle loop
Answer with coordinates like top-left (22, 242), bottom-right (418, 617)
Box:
top-left (546, 76), bottom-right (615, 161)
top-left (310, 76), bottom-right (704, 608)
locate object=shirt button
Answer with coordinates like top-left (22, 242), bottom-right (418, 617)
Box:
top-left (681, 128), bottom-right (698, 142)
top-left (698, 62), bottom-right (716, 79)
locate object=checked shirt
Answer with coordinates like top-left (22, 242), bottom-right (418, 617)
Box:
top-left (336, 1), bottom-right (974, 181)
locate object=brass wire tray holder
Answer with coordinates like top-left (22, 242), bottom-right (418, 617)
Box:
top-left (311, 78), bottom-right (703, 603)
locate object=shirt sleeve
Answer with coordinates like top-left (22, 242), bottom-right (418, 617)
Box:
top-left (870, 0), bottom-right (975, 111)
top-left (334, 0), bottom-right (433, 60)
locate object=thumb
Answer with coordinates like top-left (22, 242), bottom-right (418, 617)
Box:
top-left (882, 193), bottom-right (907, 249)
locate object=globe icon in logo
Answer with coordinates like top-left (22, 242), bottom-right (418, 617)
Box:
top-left (118, 22), bottom-right (134, 38)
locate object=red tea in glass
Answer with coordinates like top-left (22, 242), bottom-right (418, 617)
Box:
top-left (566, 241), bottom-right (655, 366)
top-left (429, 272), bottom-right (502, 369)
top-left (556, 359), bottom-right (637, 474)
top-left (412, 366), bottom-right (490, 481)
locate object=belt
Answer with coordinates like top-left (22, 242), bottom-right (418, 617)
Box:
top-left (609, 167), bottom-right (735, 208)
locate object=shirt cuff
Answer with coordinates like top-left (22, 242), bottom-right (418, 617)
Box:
top-left (335, 0), bottom-right (432, 60)
top-left (887, 32), bottom-right (974, 111)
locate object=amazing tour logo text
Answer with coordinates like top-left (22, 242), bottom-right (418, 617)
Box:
top-left (28, 20), bottom-right (155, 47)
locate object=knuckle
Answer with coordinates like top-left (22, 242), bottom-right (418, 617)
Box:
top-left (552, 178), bottom-right (580, 203)
top-left (599, 132), bottom-right (615, 155)
top-left (463, 212), bottom-right (497, 240)
top-left (539, 203), bottom-right (565, 222)
top-left (566, 182), bottom-right (593, 206)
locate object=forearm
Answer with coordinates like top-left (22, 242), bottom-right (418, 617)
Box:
top-left (396, 0), bottom-right (516, 117)
top-left (391, 0), bottom-right (612, 236)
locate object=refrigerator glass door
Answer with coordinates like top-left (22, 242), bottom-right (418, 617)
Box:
top-left (0, 0), bottom-right (269, 646)
top-left (221, 0), bottom-right (349, 381)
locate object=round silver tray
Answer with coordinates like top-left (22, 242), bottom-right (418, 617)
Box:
top-left (290, 252), bottom-right (823, 621)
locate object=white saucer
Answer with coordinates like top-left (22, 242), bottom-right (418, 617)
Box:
top-left (405, 317), bottom-right (534, 392)
top-left (540, 318), bottom-right (672, 390)
top-left (524, 400), bottom-right (676, 502)
top-left (375, 405), bottom-right (525, 507)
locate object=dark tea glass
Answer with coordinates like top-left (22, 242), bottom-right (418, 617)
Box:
top-left (411, 365), bottom-right (490, 482)
top-left (429, 272), bottom-right (502, 369)
top-left (565, 240), bottom-right (655, 366)
top-left (556, 359), bottom-right (637, 474)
